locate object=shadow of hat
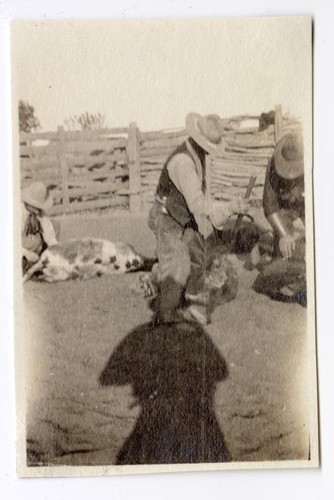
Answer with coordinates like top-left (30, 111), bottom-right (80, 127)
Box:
top-left (274, 133), bottom-right (304, 180)
top-left (186, 113), bottom-right (226, 156)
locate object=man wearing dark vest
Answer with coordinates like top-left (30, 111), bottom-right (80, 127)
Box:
top-left (148, 113), bottom-right (249, 325)
top-left (252, 132), bottom-right (306, 304)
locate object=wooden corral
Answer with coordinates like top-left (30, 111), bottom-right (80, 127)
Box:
top-left (19, 106), bottom-right (302, 215)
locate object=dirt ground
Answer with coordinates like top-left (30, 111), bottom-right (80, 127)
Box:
top-left (23, 212), bottom-right (310, 467)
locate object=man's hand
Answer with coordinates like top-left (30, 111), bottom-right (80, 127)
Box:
top-left (229, 197), bottom-right (250, 215)
top-left (279, 234), bottom-right (296, 259)
top-left (210, 198), bottom-right (250, 231)
top-left (23, 249), bottom-right (40, 263)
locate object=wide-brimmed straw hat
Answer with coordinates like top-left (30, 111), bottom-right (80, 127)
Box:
top-left (274, 133), bottom-right (304, 180)
top-left (185, 113), bottom-right (225, 155)
top-left (21, 181), bottom-right (53, 210)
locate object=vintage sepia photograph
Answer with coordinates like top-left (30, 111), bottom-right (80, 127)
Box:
top-left (11, 16), bottom-right (318, 477)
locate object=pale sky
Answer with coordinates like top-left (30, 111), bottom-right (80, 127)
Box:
top-left (11, 17), bottom-right (312, 132)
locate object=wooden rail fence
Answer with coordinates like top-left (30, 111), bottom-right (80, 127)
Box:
top-left (19, 106), bottom-right (301, 216)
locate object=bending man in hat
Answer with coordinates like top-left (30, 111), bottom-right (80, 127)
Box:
top-left (252, 133), bottom-right (306, 304)
top-left (148, 113), bottom-right (249, 325)
top-left (21, 181), bottom-right (59, 275)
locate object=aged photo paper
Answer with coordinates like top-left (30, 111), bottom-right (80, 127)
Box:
top-left (11, 16), bottom-right (318, 477)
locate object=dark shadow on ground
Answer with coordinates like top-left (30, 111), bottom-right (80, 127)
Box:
top-left (99, 320), bottom-right (231, 465)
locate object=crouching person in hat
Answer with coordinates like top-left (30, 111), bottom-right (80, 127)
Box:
top-left (148, 113), bottom-right (249, 325)
top-left (252, 133), bottom-right (306, 305)
top-left (21, 181), bottom-right (59, 275)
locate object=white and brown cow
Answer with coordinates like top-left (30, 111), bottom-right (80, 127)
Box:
top-left (23, 237), bottom-right (152, 283)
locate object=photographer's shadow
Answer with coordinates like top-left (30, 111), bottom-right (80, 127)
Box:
top-left (99, 320), bottom-right (231, 465)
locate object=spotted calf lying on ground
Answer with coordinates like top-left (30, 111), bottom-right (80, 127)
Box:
top-left (23, 237), bottom-right (151, 283)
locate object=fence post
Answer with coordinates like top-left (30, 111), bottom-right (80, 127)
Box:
top-left (274, 104), bottom-right (283, 144)
top-left (127, 122), bottom-right (142, 213)
top-left (57, 126), bottom-right (69, 212)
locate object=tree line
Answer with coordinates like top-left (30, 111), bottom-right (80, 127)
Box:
top-left (19, 100), bottom-right (106, 133)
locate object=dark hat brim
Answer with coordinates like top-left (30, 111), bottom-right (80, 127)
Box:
top-left (185, 113), bottom-right (226, 156)
top-left (274, 135), bottom-right (304, 180)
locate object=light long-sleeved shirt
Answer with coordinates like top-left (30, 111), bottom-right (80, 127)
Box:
top-left (21, 203), bottom-right (58, 258)
top-left (167, 153), bottom-right (231, 235)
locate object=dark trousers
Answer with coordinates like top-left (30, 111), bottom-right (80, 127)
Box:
top-left (148, 204), bottom-right (209, 321)
top-left (253, 210), bottom-right (306, 305)
top-left (22, 219), bottom-right (61, 276)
